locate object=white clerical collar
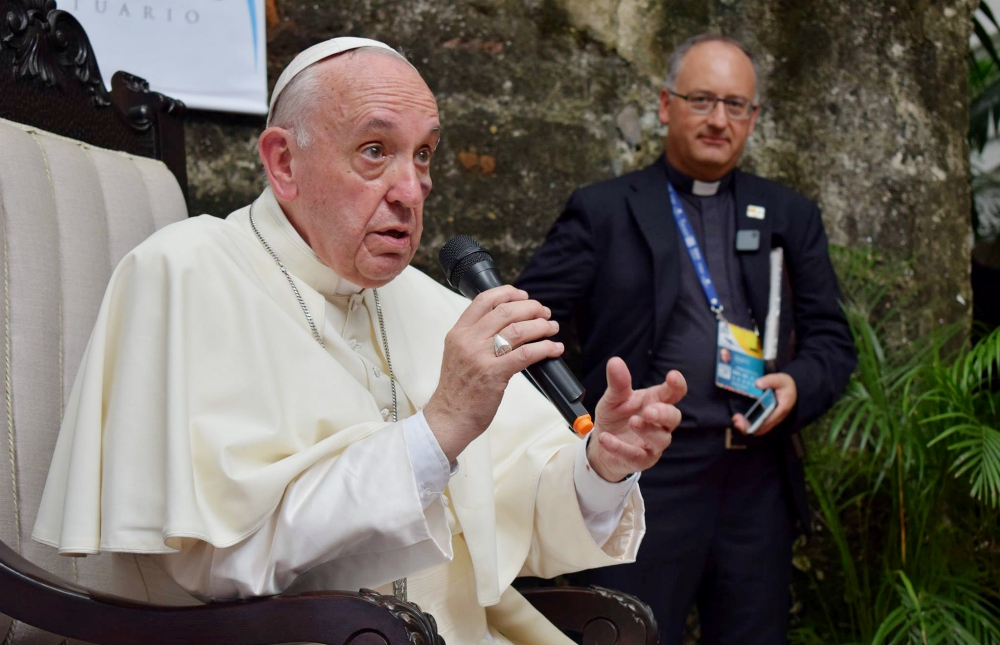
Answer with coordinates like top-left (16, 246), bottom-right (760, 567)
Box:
top-left (692, 180), bottom-right (720, 196)
top-left (664, 158), bottom-right (732, 197)
top-left (254, 188), bottom-right (363, 297)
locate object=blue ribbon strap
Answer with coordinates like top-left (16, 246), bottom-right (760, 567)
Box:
top-left (667, 182), bottom-right (725, 319)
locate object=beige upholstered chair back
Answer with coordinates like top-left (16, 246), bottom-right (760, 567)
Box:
top-left (0, 117), bottom-right (194, 644)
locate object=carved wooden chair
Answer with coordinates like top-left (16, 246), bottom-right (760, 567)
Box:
top-left (0, 1), bottom-right (658, 643)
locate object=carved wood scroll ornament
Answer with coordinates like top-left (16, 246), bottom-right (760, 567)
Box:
top-left (1, 0), bottom-right (110, 106)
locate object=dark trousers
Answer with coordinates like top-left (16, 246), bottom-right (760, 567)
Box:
top-left (573, 434), bottom-right (794, 645)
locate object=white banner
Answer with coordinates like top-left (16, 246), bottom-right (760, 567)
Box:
top-left (65, 0), bottom-right (267, 115)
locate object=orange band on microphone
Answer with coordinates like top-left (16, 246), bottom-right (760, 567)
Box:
top-left (573, 414), bottom-right (594, 436)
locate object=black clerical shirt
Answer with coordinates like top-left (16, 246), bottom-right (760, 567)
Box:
top-left (643, 162), bottom-right (756, 432)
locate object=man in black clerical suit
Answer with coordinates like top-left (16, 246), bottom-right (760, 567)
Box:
top-left (516, 33), bottom-right (856, 645)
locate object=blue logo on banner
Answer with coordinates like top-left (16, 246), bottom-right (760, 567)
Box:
top-left (246, 0), bottom-right (259, 71)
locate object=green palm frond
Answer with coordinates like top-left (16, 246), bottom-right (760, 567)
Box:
top-left (959, 324), bottom-right (1000, 387)
top-left (828, 300), bottom-right (939, 489)
top-left (977, 1), bottom-right (1000, 64)
top-left (923, 326), bottom-right (1000, 507)
top-left (806, 460), bottom-right (873, 638)
top-left (871, 573), bottom-right (1000, 645)
top-left (806, 246), bottom-right (1000, 645)
top-left (970, 2), bottom-right (1000, 153)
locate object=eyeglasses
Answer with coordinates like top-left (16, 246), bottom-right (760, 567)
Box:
top-left (669, 90), bottom-right (757, 120)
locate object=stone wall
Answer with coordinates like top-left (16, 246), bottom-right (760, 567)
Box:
top-left (184, 0), bottom-right (977, 334)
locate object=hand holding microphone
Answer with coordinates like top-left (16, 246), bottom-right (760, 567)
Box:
top-left (421, 238), bottom-right (568, 462)
top-left (438, 236), bottom-right (594, 435)
top-left (430, 235), bottom-right (686, 481)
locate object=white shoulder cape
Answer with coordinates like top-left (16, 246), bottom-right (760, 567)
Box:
top-left (32, 209), bottom-right (624, 605)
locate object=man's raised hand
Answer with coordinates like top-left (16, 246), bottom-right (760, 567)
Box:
top-left (587, 358), bottom-right (687, 482)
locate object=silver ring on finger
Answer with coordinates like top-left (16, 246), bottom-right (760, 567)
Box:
top-left (493, 334), bottom-right (513, 357)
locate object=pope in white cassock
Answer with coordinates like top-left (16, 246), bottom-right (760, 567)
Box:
top-left (32, 38), bottom-right (688, 645)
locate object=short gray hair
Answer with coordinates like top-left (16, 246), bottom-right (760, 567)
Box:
top-left (269, 45), bottom-right (413, 148)
top-left (664, 33), bottom-right (759, 103)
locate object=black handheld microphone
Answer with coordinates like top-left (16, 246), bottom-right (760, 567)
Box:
top-left (439, 235), bottom-right (593, 435)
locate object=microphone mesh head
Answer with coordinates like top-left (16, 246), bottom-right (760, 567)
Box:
top-left (449, 251), bottom-right (493, 289)
top-left (439, 235), bottom-right (494, 288)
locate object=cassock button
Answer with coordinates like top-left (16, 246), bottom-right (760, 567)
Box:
top-left (348, 339), bottom-right (359, 350)
top-left (380, 408), bottom-right (390, 420)
top-left (373, 366), bottom-right (383, 379)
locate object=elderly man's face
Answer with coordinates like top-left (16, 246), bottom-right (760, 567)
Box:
top-left (288, 52), bottom-right (440, 287)
top-left (659, 41), bottom-right (757, 181)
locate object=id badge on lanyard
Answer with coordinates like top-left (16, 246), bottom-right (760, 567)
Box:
top-left (715, 320), bottom-right (766, 399)
top-left (667, 183), bottom-right (764, 399)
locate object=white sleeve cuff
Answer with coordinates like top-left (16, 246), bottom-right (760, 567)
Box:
top-left (153, 423), bottom-right (455, 600)
top-left (574, 435), bottom-right (639, 546)
top-left (404, 410), bottom-right (458, 509)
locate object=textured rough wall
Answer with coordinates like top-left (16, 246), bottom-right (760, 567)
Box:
top-left (185, 0), bottom-right (977, 333)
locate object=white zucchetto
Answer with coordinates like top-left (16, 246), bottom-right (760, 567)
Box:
top-left (267, 36), bottom-right (396, 125)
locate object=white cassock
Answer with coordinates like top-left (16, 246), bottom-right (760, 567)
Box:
top-left (33, 188), bottom-right (646, 645)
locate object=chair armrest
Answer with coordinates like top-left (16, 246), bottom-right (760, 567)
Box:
top-left (520, 585), bottom-right (658, 645)
top-left (0, 540), bottom-right (441, 645)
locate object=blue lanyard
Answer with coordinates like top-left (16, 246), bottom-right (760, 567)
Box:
top-left (667, 182), bottom-right (725, 320)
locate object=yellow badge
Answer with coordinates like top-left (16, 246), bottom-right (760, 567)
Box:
top-left (747, 205), bottom-right (766, 220)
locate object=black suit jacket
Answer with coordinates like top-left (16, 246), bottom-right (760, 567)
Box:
top-left (516, 156), bottom-right (857, 530)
